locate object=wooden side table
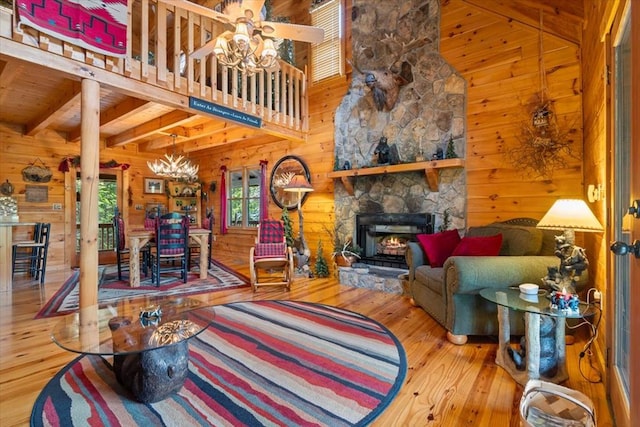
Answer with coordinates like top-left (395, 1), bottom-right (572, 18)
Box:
top-left (479, 288), bottom-right (597, 385)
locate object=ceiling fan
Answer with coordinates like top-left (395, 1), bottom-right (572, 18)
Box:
top-left (160, 0), bottom-right (324, 63)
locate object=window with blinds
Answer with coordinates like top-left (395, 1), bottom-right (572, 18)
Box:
top-left (310, 0), bottom-right (343, 82)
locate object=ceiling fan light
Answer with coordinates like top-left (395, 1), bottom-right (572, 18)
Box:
top-left (213, 36), bottom-right (228, 56)
top-left (261, 38), bottom-right (277, 58)
top-left (233, 23), bottom-right (251, 47)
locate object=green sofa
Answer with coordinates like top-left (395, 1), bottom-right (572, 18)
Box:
top-left (406, 218), bottom-right (559, 344)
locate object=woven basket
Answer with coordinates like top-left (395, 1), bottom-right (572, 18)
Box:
top-left (22, 165), bottom-right (53, 183)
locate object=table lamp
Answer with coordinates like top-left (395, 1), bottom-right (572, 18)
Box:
top-left (536, 199), bottom-right (604, 294)
top-left (283, 175), bottom-right (314, 273)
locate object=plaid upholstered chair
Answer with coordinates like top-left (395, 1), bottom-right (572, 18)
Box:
top-left (150, 212), bottom-right (189, 286)
top-left (249, 219), bottom-right (293, 292)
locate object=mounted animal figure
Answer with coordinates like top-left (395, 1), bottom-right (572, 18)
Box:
top-left (348, 34), bottom-right (430, 111)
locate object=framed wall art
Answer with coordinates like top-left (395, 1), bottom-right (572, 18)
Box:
top-left (144, 177), bottom-right (165, 194)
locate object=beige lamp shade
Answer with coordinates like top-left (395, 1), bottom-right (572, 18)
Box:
top-left (537, 199), bottom-right (603, 232)
top-left (283, 175), bottom-right (314, 193)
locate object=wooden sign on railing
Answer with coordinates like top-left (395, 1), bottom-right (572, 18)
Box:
top-left (189, 97), bottom-right (262, 128)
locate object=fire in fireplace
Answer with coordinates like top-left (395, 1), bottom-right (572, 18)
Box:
top-left (355, 213), bottom-right (434, 269)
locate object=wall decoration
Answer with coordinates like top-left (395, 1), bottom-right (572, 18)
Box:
top-left (144, 178), bottom-right (165, 194)
top-left (22, 158), bottom-right (53, 183)
top-left (25, 185), bottom-right (48, 202)
top-left (0, 180), bottom-right (14, 196)
top-left (270, 156), bottom-right (311, 210)
top-left (16, 0), bottom-right (127, 57)
top-left (506, 100), bottom-right (578, 179)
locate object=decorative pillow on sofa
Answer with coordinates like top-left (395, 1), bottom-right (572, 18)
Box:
top-left (416, 229), bottom-right (461, 267)
top-left (451, 234), bottom-right (503, 256)
top-left (467, 224), bottom-right (542, 256)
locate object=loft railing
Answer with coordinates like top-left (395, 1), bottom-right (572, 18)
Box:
top-left (76, 223), bottom-right (115, 252)
top-left (0, 0), bottom-right (308, 134)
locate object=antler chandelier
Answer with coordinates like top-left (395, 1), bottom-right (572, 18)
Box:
top-left (212, 24), bottom-right (278, 75)
top-left (147, 134), bottom-right (199, 181)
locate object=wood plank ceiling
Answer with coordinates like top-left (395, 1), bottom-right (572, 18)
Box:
top-left (0, 0), bottom-right (583, 156)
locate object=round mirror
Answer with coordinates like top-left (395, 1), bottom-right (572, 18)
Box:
top-left (270, 155), bottom-right (311, 210)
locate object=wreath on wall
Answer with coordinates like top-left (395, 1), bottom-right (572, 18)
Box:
top-left (506, 100), bottom-right (579, 179)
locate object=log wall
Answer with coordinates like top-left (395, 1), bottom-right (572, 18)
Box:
top-left (0, 123), bottom-right (171, 272)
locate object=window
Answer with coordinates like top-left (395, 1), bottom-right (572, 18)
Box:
top-left (227, 167), bottom-right (261, 228)
top-left (310, 0), bottom-right (343, 82)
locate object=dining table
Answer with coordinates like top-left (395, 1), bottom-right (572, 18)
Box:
top-left (0, 221), bottom-right (37, 292)
top-left (128, 227), bottom-right (211, 287)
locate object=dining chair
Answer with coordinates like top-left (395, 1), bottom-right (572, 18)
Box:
top-left (12, 222), bottom-right (51, 285)
top-left (249, 219), bottom-right (293, 292)
top-left (150, 212), bottom-right (189, 286)
top-left (113, 208), bottom-right (150, 281)
top-left (188, 209), bottom-right (213, 271)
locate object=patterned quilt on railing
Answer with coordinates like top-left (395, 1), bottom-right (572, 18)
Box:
top-left (16, 0), bottom-right (127, 57)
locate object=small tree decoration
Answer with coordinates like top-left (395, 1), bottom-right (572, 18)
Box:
top-left (314, 240), bottom-right (330, 278)
top-left (445, 135), bottom-right (458, 159)
top-left (281, 208), bottom-right (294, 247)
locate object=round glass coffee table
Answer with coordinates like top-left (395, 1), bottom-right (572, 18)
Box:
top-left (51, 296), bottom-right (215, 403)
top-left (479, 287), bottom-right (597, 385)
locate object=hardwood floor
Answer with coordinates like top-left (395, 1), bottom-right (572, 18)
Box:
top-left (1, 257), bottom-right (614, 426)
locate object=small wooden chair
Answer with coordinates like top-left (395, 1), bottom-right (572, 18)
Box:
top-left (113, 208), bottom-right (150, 281)
top-left (12, 222), bottom-right (51, 285)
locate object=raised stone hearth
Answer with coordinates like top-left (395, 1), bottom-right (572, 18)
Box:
top-left (338, 264), bottom-right (410, 296)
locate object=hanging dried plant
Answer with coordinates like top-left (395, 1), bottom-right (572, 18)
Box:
top-left (505, 10), bottom-right (580, 179)
top-left (506, 100), bottom-right (580, 179)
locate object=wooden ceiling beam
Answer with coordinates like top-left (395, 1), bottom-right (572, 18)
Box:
top-left (140, 119), bottom-right (234, 151)
top-left (26, 80), bottom-right (81, 136)
top-left (0, 60), bottom-right (25, 109)
top-left (180, 125), bottom-right (266, 152)
top-left (106, 109), bottom-right (195, 147)
top-left (68, 97), bottom-right (152, 142)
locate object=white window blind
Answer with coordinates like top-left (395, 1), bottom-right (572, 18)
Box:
top-left (310, 0), bottom-right (343, 82)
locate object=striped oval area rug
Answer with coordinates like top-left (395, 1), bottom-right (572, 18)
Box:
top-left (32, 300), bottom-right (407, 426)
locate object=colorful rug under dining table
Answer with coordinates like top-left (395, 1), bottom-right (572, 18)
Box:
top-left (35, 261), bottom-right (249, 319)
top-left (32, 300), bottom-right (407, 426)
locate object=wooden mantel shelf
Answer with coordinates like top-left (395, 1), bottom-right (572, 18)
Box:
top-left (327, 158), bottom-right (465, 194)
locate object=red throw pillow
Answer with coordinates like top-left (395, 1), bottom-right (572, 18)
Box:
top-left (416, 229), bottom-right (461, 268)
top-left (452, 234), bottom-right (503, 256)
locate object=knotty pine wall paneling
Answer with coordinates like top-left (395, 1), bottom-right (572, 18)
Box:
top-left (441, 0), bottom-right (584, 227)
top-left (0, 123), bottom-right (170, 273)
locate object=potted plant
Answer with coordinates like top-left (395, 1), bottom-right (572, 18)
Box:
top-left (323, 224), bottom-right (363, 267)
top-left (331, 238), bottom-right (363, 267)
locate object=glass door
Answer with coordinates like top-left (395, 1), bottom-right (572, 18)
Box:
top-left (609, 2), bottom-right (639, 424)
top-left (74, 173), bottom-right (119, 266)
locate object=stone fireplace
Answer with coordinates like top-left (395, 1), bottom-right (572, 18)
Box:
top-left (356, 213), bottom-right (434, 268)
top-left (332, 0), bottom-right (467, 256)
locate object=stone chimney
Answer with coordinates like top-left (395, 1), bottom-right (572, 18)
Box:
top-left (333, 0), bottom-right (467, 242)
